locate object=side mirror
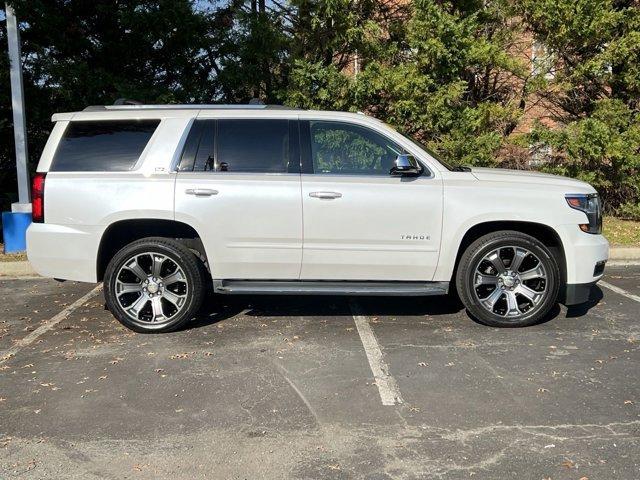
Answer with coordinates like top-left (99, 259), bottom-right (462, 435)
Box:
top-left (390, 154), bottom-right (421, 176)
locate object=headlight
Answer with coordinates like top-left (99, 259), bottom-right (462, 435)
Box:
top-left (565, 193), bottom-right (602, 234)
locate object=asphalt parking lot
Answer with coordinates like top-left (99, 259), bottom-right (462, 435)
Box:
top-left (1, 266), bottom-right (639, 479)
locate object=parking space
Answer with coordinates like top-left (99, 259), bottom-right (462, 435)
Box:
top-left (1, 267), bottom-right (639, 479)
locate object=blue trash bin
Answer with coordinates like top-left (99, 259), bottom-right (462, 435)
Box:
top-left (2, 212), bottom-right (32, 253)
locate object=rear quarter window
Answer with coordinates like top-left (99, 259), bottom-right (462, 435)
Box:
top-left (50, 120), bottom-right (160, 172)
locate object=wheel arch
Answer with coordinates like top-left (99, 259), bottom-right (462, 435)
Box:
top-left (97, 219), bottom-right (208, 282)
top-left (450, 221), bottom-right (566, 288)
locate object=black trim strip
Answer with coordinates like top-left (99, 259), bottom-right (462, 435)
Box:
top-left (288, 120), bottom-right (301, 174)
top-left (299, 120), bottom-right (314, 174)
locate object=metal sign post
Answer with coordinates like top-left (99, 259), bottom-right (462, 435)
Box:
top-left (6, 2), bottom-right (30, 210)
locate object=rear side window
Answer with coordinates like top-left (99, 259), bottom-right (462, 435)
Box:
top-left (50, 120), bottom-right (159, 172)
top-left (217, 119), bottom-right (289, 173)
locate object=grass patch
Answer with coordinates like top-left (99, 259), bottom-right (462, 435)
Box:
top-left (0, 243), bottom-right (28, 262)
top-left (603, 216), bottom-right (640, 246)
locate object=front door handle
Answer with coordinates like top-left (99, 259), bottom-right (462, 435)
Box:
top-left (309, 191), bottom-right (342, 200)
top-left (185, 188), bottom-right (219, 197)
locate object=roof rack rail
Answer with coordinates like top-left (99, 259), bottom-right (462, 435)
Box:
top-left (82, 104), bottom-right (300, 112)
top-left (113, 98), bottom-right (143, 106)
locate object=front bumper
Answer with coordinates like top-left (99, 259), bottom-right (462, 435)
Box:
top-left (561, 281), bottom-right (598, 306)
top-left (556, 225), bottom-right (609, 285)
top-left (555, 225), bottom-right (608, 306)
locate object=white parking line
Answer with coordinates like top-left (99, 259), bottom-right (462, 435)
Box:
top-left (349, 300), bottom-right (403, 406)
top-left (599, 280), bottom-right (640, 303)
top-left (0, 284), bottom-right (103, 364)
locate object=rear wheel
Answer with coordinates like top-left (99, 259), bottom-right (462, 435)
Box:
top-left (104, 237), bottom-right (205, 333)
top-left (456, 231), bottom-right (560, 327)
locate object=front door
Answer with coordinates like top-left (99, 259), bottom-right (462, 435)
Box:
top-left (175, 118), bottom-right (303, 279)
top-left (300, 120), bottom-right (443, 281)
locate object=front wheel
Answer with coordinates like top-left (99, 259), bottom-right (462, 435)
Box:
top-left (455, 231), bottom-right (560, 327)
top-left (104, 237), bottom-right (206, 333)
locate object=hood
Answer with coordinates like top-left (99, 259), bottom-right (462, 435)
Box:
top-left (470, 167), bottom-right (595, 192)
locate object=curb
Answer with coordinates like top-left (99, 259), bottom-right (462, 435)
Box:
top-left (1, 247), bottom-right (640, 278)
top-left (608, 247), bottom-right (640, 261)
top-left (0, 260), bottom-right (37, 277)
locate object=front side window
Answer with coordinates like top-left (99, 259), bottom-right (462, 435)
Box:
top-left (51, 120), bottom-right (159, 172)
top-left (216, 119), bottom-right (289, 173)
top-left (309, 121), bottom-right (403, 175)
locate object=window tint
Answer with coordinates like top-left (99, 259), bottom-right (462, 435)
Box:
top-left (178, 120), bottom-right (205, 172)
top-left (195, 122), bottom-right (215, 171)
top-left (217, 120), bottom-right (289, 173)
top-left (178, 120), bottom-right (216, 172)
top-left (309, 121), bottom-right (403, 175)
top-left (51, 120), bottom-right (159, 172)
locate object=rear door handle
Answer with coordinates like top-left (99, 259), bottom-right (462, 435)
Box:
top-left (309, 191), bottom-right (342, 200)
top-left (185, 188), bottom-right (218, 197)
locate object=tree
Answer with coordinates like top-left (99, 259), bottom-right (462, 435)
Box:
top-left (1, 0), bottom-right (639, 216)
top-left (1, 0), bottom-right (214, 190)
top-left (0, 18), bottom-right (14, 211)
top-left (517, 0), bottom-right (640, 216)
top-left (284, 0), bottom-right (526, 167)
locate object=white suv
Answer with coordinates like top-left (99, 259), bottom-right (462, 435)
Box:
top-left (27, 104), bottom-right (609, 332)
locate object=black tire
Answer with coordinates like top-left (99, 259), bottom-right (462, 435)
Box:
top-left (104, 237), bottom-right (206, 333)
top-left (455, 231), bottom-right (560, 327)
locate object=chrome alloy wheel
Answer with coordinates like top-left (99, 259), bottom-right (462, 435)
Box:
top-left (114, 252), bottom-right (189, 325)
top-left (472, 246), bottom-right (547, 319)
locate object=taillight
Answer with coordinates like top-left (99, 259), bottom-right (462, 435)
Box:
top-left (32, 172), bottom-right (46, 223)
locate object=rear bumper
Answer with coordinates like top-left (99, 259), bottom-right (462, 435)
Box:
top-left (26, 223), bottom-right (100, 282)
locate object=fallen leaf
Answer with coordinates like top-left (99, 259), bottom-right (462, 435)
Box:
top-left (170, 353), bottom-right (190, 359)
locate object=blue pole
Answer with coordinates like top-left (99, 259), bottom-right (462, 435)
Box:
top-left (3, 4), bottom-right (32, 253)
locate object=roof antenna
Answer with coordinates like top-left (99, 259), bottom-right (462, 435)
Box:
top-left (113, 98), bottom-right (143, 106)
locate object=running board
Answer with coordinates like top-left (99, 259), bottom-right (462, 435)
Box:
top-left (213, 280), bottom-right (449, 296)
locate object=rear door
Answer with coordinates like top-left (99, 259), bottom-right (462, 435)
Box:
top-left (174, 117), bottom-right (303, 279)
top-left (299, 119), bottom-right (443, 281)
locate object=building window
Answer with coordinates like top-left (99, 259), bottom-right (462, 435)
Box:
top-left (532, 41), bottom-right (555, 80)
top-left (529, 143), bottom-right (553, 167)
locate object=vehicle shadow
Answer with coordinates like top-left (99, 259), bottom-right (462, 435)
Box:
top-left (185, 285), bottom-right (604, 331)
top-left (565, 285), bottom-right (604, 318)
top-left (186, 293), bottom-right (466, 330)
